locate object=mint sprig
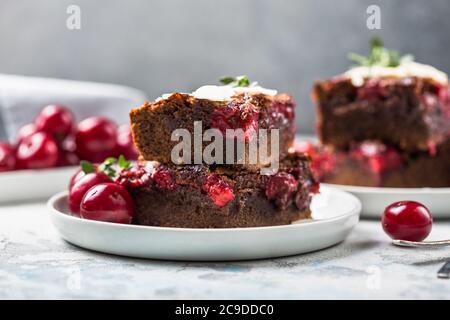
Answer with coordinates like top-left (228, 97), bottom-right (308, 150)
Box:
top-left (219, 75), bottom-right (251, 87)
top-left (91, 155), bottom-right (133, 179)
top-left (80, 160), bottom-right (95, 174)
top-left (348, 35), bottom-right (414, 68)
top-left (118, 155), bottom-right (132, 170)
top-left (99, 157), bottom-right (118, 178)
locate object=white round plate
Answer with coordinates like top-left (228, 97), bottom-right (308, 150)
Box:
top-left (47, 186), bottom-right (360, 261)
top-left (324, 183), bottom-right (450, 219)
top-left (0, 166), bottom-right (77, 203)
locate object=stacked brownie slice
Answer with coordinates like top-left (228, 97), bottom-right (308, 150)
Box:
top-left (310, 38), bottom-right (450, 187)
top-left (128, 79), bottom-right (318, 228)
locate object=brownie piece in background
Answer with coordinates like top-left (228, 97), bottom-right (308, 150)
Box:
top-left (313, 76), bottom-right (450, 152)
top-left (297, 140), bottom-right (450, 188)
top-left (309, 37), bottom-right (450, 188)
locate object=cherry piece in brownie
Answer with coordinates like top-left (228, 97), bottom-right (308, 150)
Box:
top-left (313, 77), bottom-right (450, 152)
top-left (130, 92), bottom-right (296, 169)
top-left (118, 152), bottom-right (318, 228)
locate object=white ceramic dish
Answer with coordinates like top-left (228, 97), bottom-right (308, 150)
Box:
top-left (324, 183), bottom-right (450, 219)
top-left (47, 186), bottom-right (360, 261)
top-left (0, 166), bottom-right (77, 203)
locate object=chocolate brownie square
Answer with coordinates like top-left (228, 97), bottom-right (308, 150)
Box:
top-left (130, 90), bottom-right (296, 169)
top-left (118, 152), bottom-right (318, 228)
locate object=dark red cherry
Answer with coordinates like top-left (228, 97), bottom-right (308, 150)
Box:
top-left (382, 201), bottom-right (433, 242)
top-left (16, 123), bottom-right (39, 144)
top-left (265, 172), bottom-right (298, 210)
top-left (75, 117), bottom-right (118, 163)
top-left (57, 150), bottom-right (79, 167)
top-left (0, 142), bottom-right (16, 172)
top-left (80, 183), bottom-right (134, 224)
top-left (35, 104), bottom-right (74, 140)
top-left (69, 168), bottom-right (86, 191)
top-left (16, 132), bottom-right (59, 169)
top-left (116, 125), bottom-right (139, 160)
top-left (152, 167), bottom-right (176, 190)
top-left (117, 166), bottom-right (150, 189)
top-left (69, 172), bottom-right (112, 214)
top-left (210, 101), bottom-right (259, 141)
top-left (202, 174), bottom-right (234, 207)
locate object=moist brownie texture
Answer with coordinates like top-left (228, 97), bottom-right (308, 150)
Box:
top-left (313, 76), bottom-right (450, 152)
top-left (301, 140), bottom-right (450, 188)
top-left (130, 92), bottom-right (296, 169)
top-left (118, 152), bottom-right (318, 228)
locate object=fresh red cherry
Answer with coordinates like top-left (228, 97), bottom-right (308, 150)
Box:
top-left (60, 133), bottom-right (77, 153)
top-left (80, 183), bottom-right (134, 224)
top-left (0, 142), bottom-right (16, 172)
top-left (57, 150), bottom-right (79, 167)
top-left (75, 117), bottom-right (118, 163)
top-left (116, 125), bottom-right (139, 160)
top-left (16, 123), bottom-right (39, 144)
top-left (69, 168), bottom-right (85, 191)
top-left (382, 201), bottom-right (433, 242)
top-left (69, 172), bottom-right (112, 214)
top-left (69, 162), bottom-right (98, 191)
top-left (16, 132), bottom-right (59, 169)
top-left (35, 104), bottom-right (74, 140)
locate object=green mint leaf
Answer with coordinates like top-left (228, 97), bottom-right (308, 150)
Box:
top-left (98, 157), bottom-right (118, 178)
top-left (219, 77), bottom-right (235, 85)
top-left (348, 53), bottom-right (369, 66)
top-left (80, 160), bottom-right (95, 174)
top-left (118, 155), bottom-right (131, 169)
top-left (104, 157), bottom-right (117, 165)
top-left (105, 168), bottom-right (117, 178)
top-left (99, 163), bottom-right (116, 178)
top-left (219, 75), bottom-right (251, 87)
top-left (370, 35), bottom-right (384, 51)
top-left (236, 75), bottom-right (250, 87)
top-left (349, 35), bottom-right (413, 68)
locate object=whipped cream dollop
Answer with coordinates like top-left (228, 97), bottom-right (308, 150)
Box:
top-left (345, 61), bottom-right (448, 86)
top-left (156, 83), bottom-right (277, 102)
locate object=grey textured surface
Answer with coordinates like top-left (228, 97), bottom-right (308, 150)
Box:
top-left (0, 201), bottom-right (449, 299)
top-left (1, 0), bottom-right (450, 133)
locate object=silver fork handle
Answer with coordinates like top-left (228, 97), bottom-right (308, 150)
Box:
top-left (392, 239), bottom-right (450, 248)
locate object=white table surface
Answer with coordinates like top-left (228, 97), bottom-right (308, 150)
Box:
top-left (0, 200), bottom-right (449, 300)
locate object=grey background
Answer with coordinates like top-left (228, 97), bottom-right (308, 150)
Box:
top-left (1, 0), bottom-right (449, 133)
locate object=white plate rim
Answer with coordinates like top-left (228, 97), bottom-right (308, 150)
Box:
top-left (323, 183), bottom-right (450, 195)
top-left (47, 185), bottom-right (362, 233)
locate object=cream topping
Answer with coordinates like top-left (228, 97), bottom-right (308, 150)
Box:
top-left (155, 83), bottom-right (277, 102)
top-left (345, 61), bottom-right (448, 86)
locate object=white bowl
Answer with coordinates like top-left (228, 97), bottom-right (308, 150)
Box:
top-left (0, 166), bottom-right (77, 203)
